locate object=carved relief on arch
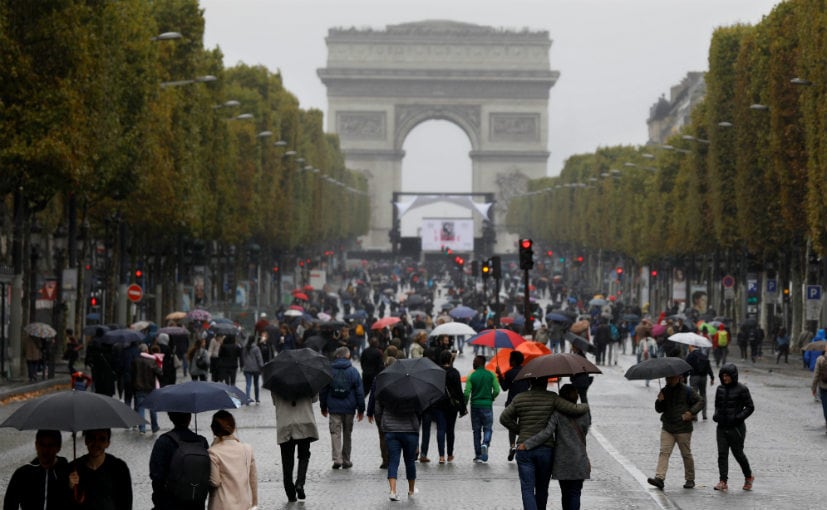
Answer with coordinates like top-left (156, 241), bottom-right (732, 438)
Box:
top-left (393, 104), bottom-right (481, 150)
top-left (494, 167), bottom-right (529, 216)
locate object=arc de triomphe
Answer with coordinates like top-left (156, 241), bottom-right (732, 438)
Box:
top-left (318, 20), bottom-right (558, 252)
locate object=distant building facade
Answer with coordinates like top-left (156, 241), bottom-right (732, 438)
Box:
top-left (646, 72), bottom-right (706, 145)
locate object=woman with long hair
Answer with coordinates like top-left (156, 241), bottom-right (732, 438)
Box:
top-left (187, 338), bottom-right (209, 381)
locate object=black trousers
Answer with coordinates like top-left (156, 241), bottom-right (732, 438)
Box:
top-left (716, 423), bottom-right (752, 482)
top-left (280, 438), bottom-right (312, 499)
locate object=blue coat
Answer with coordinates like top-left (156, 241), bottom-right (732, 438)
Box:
top-left (320, 358), bottom-right (365, 415)
top-left (804, 329), bottom-right (826, 371)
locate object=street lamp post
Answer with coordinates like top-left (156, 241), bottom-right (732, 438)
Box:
top-left (49, 225), bottom-right (67, 380)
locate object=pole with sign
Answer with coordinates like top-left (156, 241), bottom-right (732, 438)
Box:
top-left (805, 285), bottom-right (822, 321)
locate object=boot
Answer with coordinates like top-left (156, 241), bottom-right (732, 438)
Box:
top-left (296, 458), bottom-right (309, 500)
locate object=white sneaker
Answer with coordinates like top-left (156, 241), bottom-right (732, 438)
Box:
top-left (389, 491), bottom-right (399, 501)
top-left (408, 488), bottom-right (419, 497)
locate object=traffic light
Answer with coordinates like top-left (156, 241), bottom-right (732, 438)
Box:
top-left (490, 256), bottom-right (502, 279)
top-left (650, 269), bottom-right (658, 277)
top-left (134, 269), bottom-right (143, 280)
top-left (547, 250), bottom-right (553, 257)
top-left (88, 296), bottom-right (99, 309)
top-left (615, 267), bottom-right (624, 281)
top-left (519, 238), bottom-right (534, 270)
top-left (782, 287), bottom-right (790, 303)
top-left (573, 255), bottom-right (584, 267)
top-left (481, 259), bottom-right (491, 279)
top-left (454, 255), bottom-right (465, 270)
top-left (746, 286), bottom-right (759, 305)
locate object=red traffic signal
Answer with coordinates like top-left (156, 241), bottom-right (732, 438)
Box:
top-left (547, 250), bottom-right (553, 257)
top-left (615, 267), bottom-right (623, 275)
top-left (650, 269), bottom-right (658, 277)
top-left (89, 296), bottom-right (99, 308)
top-left (272, 266), bottom-right (279, 273)
top-left (519, 238), bottom-right (534, 270)
top-left (135, 269), bottom-right (143, 279)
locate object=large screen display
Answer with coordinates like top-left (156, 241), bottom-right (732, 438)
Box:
top-left (421, 218), bottom-right (474, 252)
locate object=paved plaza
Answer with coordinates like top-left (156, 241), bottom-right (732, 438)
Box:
top-left (1, 344), bottom-right (826, 509)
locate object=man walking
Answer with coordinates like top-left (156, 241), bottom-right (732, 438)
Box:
top-left (686, 344), bottom-right (714, 420)
top-left (4, 430), bottom-right (70, 510)
top-left (149, 412), bottom-right (209, 510)
top-left (646, 374), bottom-right (703, 490)
top-left (501, 378), bottom-right (589, 510)
top-left (713, 363), bottom-right (755, 491)
top-left (320, 346), bottom-right (365, 469)
top-left (464, 355), bottom-right (500, 463)
top-left (132, 343), bottom-right (162, 434)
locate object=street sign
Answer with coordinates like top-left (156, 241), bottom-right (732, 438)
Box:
top-left (766, 279), bottom-right (777, 294)
top-left (127, 284), bottom-right (143, 303)
top-left (722, 275), bottom-right (735, 289)
top-left (805, 285), bottom-right (822, 321)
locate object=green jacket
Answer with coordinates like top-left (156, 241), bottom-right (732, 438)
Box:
top-left (499, 388), bottom-right (589, 448)
top-left (655, 382), bottom-right (704, 434)
top-left (464, 366), bottom-right (500, 408)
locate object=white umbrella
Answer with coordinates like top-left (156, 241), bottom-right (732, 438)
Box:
top-left (284, 309), bottom-right (304, 318)
top-left (429, 322), bottom-right (477, 337)
top-left (668, 332), bottom-right (712, 348)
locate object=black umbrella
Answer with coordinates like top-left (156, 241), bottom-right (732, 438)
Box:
top-left (262, 348), bottom-right (332, 400)
top-left (565, 332), bottom-right (595, 354)
top-left (624, 357), bottom-right (692, 380)
top-left (303, 335), bottom-right (328, 353)
top-left (515, 353), bottom-right (602, 380)
top-left (374, 357), bottom-right (446, 414)
top-left (98, 328), bottom-right (144, 345)
top-left (406, 295), bottom-right (426, 306)
top-left (0, 390), bottom-right (144, 459)
top-left (81, 324), bottom-right (109, 337)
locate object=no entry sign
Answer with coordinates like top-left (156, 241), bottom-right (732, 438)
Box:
top-left (127, 284), bottom-right (143, 303)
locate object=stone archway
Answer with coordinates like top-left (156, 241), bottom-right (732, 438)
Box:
top-left (318, 20), bottom-right (558, 252)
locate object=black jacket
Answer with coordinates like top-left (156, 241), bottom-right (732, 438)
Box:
top-left (713, 363), bottom-right (755, 427)
top-left (4, 457), bottom-right (71, 510)
top-left (149, 427), bottom-right (209, 510)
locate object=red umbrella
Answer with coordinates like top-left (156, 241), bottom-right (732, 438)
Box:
top-left (499, 316), bottom-right (515, 325)
top-left (371, 316), bottom-right (401, 330)
top-left (288, 305), bottom-right (304, 311)
top-left (292, 291), bottom-right (309, 301)
top-left (303, 284), bottom-right (314, 291)
top-left (468, 329), bottom-right (526, 349)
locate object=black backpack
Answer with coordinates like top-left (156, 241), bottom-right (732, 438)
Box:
top-left (165, 431), bottom-right (211, 504)
top-left (330, 368), bottom-right (351, 398)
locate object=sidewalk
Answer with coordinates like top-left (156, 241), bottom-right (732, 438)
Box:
top-left (0, 360), bottom-right (72, 403)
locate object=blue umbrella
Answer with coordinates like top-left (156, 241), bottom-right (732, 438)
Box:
top-left (142, 381), bottom-right (249, 414)
top-left (449, 305), bottom-right (477, 320)
top-left (98, 328), bottom-right (143, 345)
top-left (546, 312), bottom-right (572, 323)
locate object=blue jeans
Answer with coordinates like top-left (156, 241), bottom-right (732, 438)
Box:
top-left (516, 446), bottom-right (554, 510)
top-left (244, 371), bottom-right (260, 402)
top-left (133, 391), bottom-right (159, 433)
top-left (470, 407), bottom-right (493, 458)
top-left (385, 432), bottom-right (418, 481)
top-left (820, 387), bottom-right (827, 426)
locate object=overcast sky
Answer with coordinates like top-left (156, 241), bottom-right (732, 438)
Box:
top-left (200, 0), bottom-right (781, 207)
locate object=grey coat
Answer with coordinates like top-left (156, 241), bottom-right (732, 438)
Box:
top-left (241, 344), bottom-right (264, 373)
top-left (523, 410), bottom-right (591, 481)
top-left (272, 392), bottom-right (320, 444)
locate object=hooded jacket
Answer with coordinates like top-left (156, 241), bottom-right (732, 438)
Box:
top-left (319, 358), bottom-right (365, 415)
top-left (713, 363), bottom-right (754, 427)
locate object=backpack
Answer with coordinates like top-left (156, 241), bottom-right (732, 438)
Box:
top-left (165, 431), bottom-right (210, 504)
top-left (716, 330), bottom-right (729, 347)
top-left (330, 368), bottom-right (350, 398)
top-left (609, 323), bottom-right (620, 342)
top-left (355, 324), bottom-right (365, 337)
top-left (195, 350), bottom-right (209, 370)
